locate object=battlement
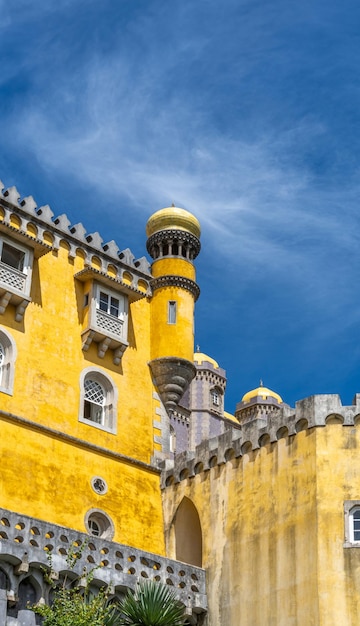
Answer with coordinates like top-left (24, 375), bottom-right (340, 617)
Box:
top-left (161, 392), bottom-right (360, 487)
top-left (0, 181), bottom-right (152, 295)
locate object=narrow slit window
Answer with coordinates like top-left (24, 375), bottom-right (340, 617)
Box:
top-left (168, 301), bottom-right (177, 324)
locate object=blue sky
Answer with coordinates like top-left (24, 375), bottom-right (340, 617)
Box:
top-left (0, 0), bottom-right (360, 412)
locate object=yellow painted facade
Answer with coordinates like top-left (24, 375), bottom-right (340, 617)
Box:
top-left (0, 201), bottom-right (200, 561)
top-left (0, 243), bottom-right (166, 552)
top-left (2, 188), bottom-right (360, 626)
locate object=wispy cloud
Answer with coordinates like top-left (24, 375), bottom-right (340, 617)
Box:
top-left (0, 0), bottom-right (359, 405)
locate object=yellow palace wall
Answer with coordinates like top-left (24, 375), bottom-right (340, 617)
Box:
top-left (0, 243), bottom-right (166, 555)
top-left (162, 425), bottom-right (360, 626)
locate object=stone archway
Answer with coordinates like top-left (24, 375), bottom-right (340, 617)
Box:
top-left (174, 497), bottom-right (202, 567)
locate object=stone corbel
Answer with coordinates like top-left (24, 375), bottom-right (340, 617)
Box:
top-left (82, 329), bottom-right (95, 351)
top-left (15, 299), bottom-right (30, 322)
top-left (98, 337), bottom-right (111, 359)
top-left (0, 291), bottom-right (11, 315)
top-left (113, 344), bottom-right (127, 365)
top-left (14, 554), bottom-right (29, 575)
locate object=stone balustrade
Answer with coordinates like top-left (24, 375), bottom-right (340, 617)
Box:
top-left (0, 507), bottom-right (207, 625)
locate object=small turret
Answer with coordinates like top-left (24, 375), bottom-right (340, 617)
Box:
top-left (235, 382), bottom-right (286, 424)
top-left (147, 206), bottom-right (201, 413)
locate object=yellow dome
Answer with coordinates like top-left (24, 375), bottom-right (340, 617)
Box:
top-left (241, 385), bottom-right (283, 404)
top-left (193, 352), bottom-right (219, 369)
top-left (146, 207), bottom-right (201, 239)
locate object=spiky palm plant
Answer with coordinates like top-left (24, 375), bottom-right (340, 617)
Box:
top-left (118, 580), bottom-right (186, 626)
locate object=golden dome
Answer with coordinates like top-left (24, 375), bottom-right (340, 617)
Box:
top-left (146, 207), bottom-right (201, 239)
top-left (241, 385), bottom-right (283, 404)
top-left (193, 352), bottom-right (219, 369)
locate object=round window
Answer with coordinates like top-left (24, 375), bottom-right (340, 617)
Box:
top-left (85, 509), bottom-right (114, 540)
top-left (91, 476), bottom-right (108, 495)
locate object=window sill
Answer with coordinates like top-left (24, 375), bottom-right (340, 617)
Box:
top-left (79, 415), bottom-right (117, 435)
top-left (344, 541), bottom-right (360, 548)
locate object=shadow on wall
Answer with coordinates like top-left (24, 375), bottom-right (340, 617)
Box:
top-left (173, 497), bottom-right (202, 567)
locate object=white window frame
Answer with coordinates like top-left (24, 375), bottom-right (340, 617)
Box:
top-left (210, 388), bottom-right (222, 408)
top-left (90, 282), bottom-right (128, 341)
top-left (344, 501), bottom-right (360, 547)
top-left (168, 300), bottom-right (177, 325)
top-left (0, 327), bottom-right (17, 395)
top-left (169, 425), bottom-right (176, 453)
top-left (79, 367), bottom-right (118, 434)
top-left (0, 235), bottom-right (33, 296)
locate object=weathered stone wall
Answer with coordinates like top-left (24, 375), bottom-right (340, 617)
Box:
top-left (162, 394), bottom-right (360, 625)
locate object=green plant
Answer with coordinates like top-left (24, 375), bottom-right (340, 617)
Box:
top-left (118, 580), bottom-right (186, 626)
top-left (31, 542), bottom-right (119, 626)
top-left (33, 585), bottom-right (118, 626)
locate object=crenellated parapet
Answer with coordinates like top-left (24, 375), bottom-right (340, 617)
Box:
top-left (160, 393), bottom-right (360, 487)
top-left (0, 182), bottom-right (152, 294)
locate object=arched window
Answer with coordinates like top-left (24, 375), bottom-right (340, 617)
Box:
top-left (350, 507), bottom-right (360, 543)
top-left (79, 368), bottom-right (118, 434)
top-left (84, 378), bottom-right (105, 424)
top-left (0, 328), bottom-right (16, 395)
top-left (344, 501), bottom-right (360, 546)
top-left (0, 342), bottom-right (5, 385)
top-left (169, 425), bottom-right (176, 453)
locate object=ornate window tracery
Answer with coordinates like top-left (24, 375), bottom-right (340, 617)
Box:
top-left (79, 368), bottom-right (118, 434)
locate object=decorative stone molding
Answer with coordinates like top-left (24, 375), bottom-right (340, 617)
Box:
top-left (0, 408), bottom-right (160, 473)
top-left (0, 182), bottom-right (152, 293)
top-left (146, 229), bottom-right (201, 261)
top-left (0, 507), bottom-right (207, 622)
top-left (160, 393), bottom-right (360, 487)
top-left (151, 275), bottom-right (200, 301)
top-left (75, 267), bottom-right (151, 299)
top-left (149, 357), bottom-right (196, 413)
top-left (195, 370), bottom-right (226, 391)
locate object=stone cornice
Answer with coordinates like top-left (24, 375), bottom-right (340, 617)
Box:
top-left (75, 267), bottom-right (151, 299)
top-left (0, 409), bottom-right (160, 474)
top-left (0, 182), bottom-right (152, 283)
top-left (151, 275), bottom-right (200, 301)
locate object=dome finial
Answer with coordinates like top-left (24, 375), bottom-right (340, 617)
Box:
top-left (260, 378), bottom-right (263, 387)
top-left (196, 344), bottom-right (200, 352)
